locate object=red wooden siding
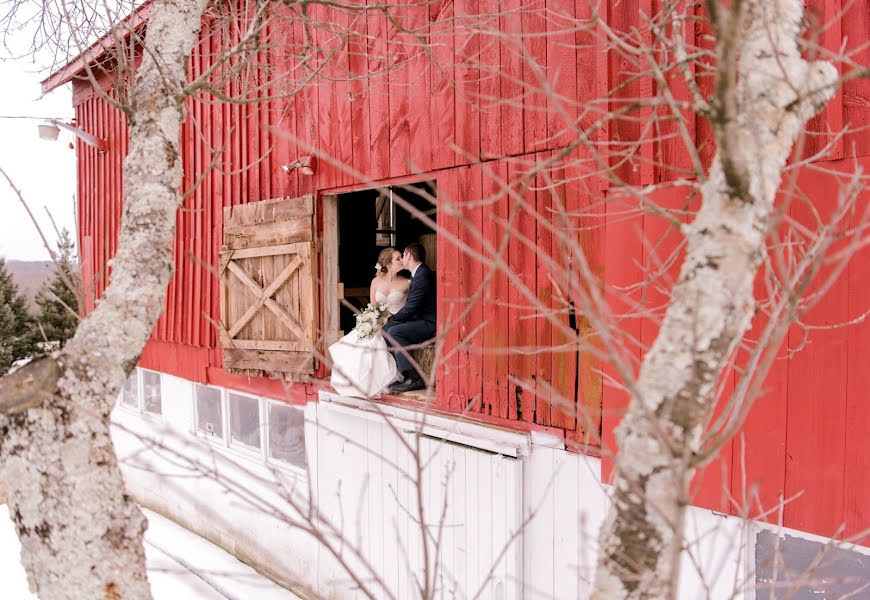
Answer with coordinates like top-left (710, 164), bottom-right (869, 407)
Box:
top-left (67, 3), bottom-right (870, 544)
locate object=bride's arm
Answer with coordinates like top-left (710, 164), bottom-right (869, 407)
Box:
top-left (370, 278), bottom-right (378, 305)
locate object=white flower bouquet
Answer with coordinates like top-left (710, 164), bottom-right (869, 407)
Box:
top-left (354, 302), bottom-right (390, 341)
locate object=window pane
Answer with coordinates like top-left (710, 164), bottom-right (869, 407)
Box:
top-left (142, 371), bottom-right (162, 415)
top-left (229, 393), bottom-right (260, 449)
top-left (196, 385), bottom-right (223, 439)
top-left (268, 403), bottom-right (306, 468)
top-left (121, 371), bottom-right (138, 408)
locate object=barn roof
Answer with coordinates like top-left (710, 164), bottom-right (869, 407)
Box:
top-left (41, 0), bottom-right (155, 94)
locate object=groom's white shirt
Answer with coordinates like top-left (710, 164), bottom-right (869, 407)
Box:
top-left (410, 264), bottom-right (420, 278)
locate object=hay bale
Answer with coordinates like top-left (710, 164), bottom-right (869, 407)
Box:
top-left (412, 343), bottom-right (436, 381)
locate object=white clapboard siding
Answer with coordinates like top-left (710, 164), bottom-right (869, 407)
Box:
top-left (315, 396), bottom-right (524, 599)
top-left (522, 445), bottom-right (607, 600)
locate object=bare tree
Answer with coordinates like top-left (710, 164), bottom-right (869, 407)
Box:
top-left (0, 0), bottom-right (868, 598)
top-left (589, 0), bottom-right (841, 597)
top-left (1, 0), bottom-right (211, 597)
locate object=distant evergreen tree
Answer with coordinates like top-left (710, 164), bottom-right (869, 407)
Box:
top-left (0, 257), bottom-right (37, 375)
top-left (33, 229), bottom-right (81, 350)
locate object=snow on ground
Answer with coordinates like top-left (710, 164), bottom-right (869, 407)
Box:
top-left (0, 504), bottom-right (301, 599)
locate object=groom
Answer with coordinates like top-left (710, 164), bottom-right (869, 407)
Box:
top-left (384, 243), bottom-right (436, 393)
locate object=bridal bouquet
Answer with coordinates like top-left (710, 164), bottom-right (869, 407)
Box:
top-left (354, 302), bottom-right (390, 340)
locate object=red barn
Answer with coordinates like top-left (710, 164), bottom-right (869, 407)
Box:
top-left (44, 0), bottom-right (870, 596)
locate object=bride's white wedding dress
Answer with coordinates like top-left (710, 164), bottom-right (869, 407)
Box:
top-left (328, 290), bottom-right (406, 398)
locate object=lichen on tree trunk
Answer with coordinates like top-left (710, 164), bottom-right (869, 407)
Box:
top-left (0, 0), bottom-right (209, 597)
top-left (592, 1), bottom-right (838, 598)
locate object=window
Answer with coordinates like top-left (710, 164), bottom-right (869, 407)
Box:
top-left (119, 368), bottom-right (162, 419)
top-left (229, 392), bottom-right (261, 449)
top-left (121, 371), bottom-right (139, 408)
top-left (192, 386), bottom-right (306, 471)
top-left (142, 371), bottom-right (162, 415)
top-left (196, 385), bottom-right (224, 439)
top-left (267, 402), bottom-right (306, 469)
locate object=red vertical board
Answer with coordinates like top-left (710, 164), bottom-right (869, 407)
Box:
top-left (783, 168), bottom-right (850, 536)
top-left (348, 7), bottom-right (371, 180)
top-left (436, 169), bottom-right (462, 410)
top-left (478, 1), bottom-right (501, 160)
top-left (546, 0), bottom-right (578, 150)
top-left (407, 2), bottom-right (433, 173)
top-left (731, 310), bottom-right (789, 521)
top-left (481, 160), bottom-right (511, 417)
top-left (574, 0), bottom-right (608, 159)
top-left (457, 163), bottom-right (484, 413)
top-left (843, 156), bottom-right (870, 539)
top-left (842, 0), bottom-right (870, 159)
top-left (655, 0), bottom-right (697, 183)
top-left (534, 161), bottom-right (554, 425)
top-left (548, 161), bottom-right (578, 431)
top-left (430, 2), bottom-right (456, 169)
top-left (802, 0), bottom-right (844, 162)
top-left (367, 7), bottom-right (391, 181)
top-left (566, 157), bottom-right (605, 444)
top-left (608, 0), bottom-right (655, 186)
top-left (500, 0), bottom-right (524, 157)
top-left (334, 6), bottom-right (354, 186)
top-left (521, 3), bottom-right (547, 154)
top-left (387, 3), bottom-right (411, 178)
top-left (507, 159), bottom-right (538, 422)
top-left (455, 0), bottom-right (481, 163)
top-left (600, 185), bottom-right (644, 479)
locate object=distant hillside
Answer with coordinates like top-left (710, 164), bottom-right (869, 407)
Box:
top-left (5, 260), bottom-right (54, 309)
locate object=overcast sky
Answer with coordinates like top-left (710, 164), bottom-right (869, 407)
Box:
top-left (0, 57), bottom-right (75, 262)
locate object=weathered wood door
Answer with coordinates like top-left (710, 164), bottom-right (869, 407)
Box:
top-left (219, 196), bottom-right (316, 380)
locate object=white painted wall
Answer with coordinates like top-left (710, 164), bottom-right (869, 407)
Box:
top-left (112, 373), bottom-right (754, 599)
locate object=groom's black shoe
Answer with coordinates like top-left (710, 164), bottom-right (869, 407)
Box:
top-left (390, 375), bottom-right (425, 393)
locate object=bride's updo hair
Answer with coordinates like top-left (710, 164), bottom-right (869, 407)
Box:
top-left (374, 247), bottom-right (397, 278)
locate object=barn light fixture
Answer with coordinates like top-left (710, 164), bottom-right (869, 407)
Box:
top-left (38, 119), bottom-right (108, 152)
top-left (281, 155), bottom-right (316, 176)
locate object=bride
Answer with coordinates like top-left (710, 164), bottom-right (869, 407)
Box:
top-left (328, 247), bottom-right (409, 398)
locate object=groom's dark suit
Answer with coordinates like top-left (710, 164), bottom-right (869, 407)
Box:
top-left (384, 263), bottom-right (436, 375)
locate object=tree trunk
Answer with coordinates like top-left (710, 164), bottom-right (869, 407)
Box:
top-left (0, 0), bottom-right (209, 597)
top-left (592, 1), bottom-right (837, 598)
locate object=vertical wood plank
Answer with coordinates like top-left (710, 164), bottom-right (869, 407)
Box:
top-left (455, 0), bottom-right (481, 162)
top-left (367, 5), bottom-right (391, 181)
top-left (802, 0), bottom-right (844, 161)
top-left (458, 163), bottom-right (484, 413)
top-left (482, 161), bottom-right (511, 418)
top-left (508, 160), bottom-right (538, 423)
top-left (388, 3), bottom-right (411, 178)
top-left (844, 170), bottom-right (870, 538)
top-left (478, 2), bottom-right (502, 160)
top-left (546, 0), bottom-right (578, 150)
top-left (842, 0), bottom-right (870, 159)
top-left (431, 2), bottom-right (456, 169)
top-left (437, 170), bottom-right (462, 410)
top-left (348, 7), bottom-right (370, 180)
top-left (500, 0), bottom-right (524, 157)
top-left (600, 184), bottom-right (644, 480)
top-left (783, 171), bottom-right (849, 537)
top-left (549, 161), bottom-right (578, 431)
top-left (408, 2), bottom-right (433, 173)
top-left (535, 161), bottom-right (554, 426)
top-left (521, 2), bottom-right (548, 154)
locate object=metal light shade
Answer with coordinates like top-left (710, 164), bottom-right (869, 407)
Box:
top-left (281, 156), bottom-right (317, 176)
top-left (38, 123), bottom-right (61, 141)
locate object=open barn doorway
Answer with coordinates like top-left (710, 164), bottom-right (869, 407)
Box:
top-left (334, 181), bottom-right (437, 337)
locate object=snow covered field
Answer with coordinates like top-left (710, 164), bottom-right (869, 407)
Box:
top-left (0, 505), bottom-right (301, 599)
